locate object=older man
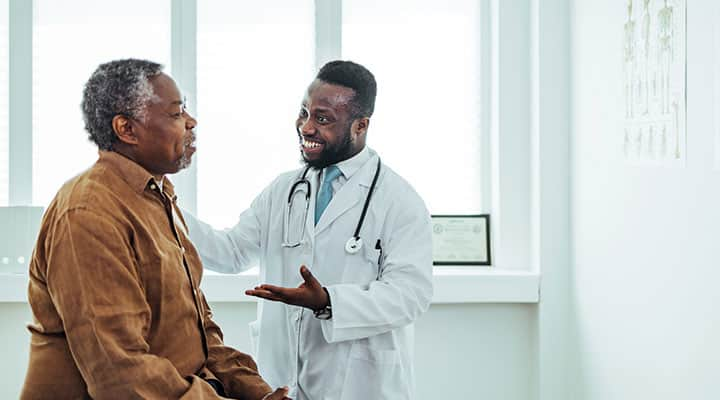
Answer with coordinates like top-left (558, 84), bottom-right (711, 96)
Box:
top-left (21, 59), bottom-right (288, 400)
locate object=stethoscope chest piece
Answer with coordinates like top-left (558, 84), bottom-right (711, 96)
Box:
top-left (345, 237), bottom-right (363, 254)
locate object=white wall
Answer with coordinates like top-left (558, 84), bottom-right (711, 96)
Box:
top-left (570, 0), bottom-right (720, 399)
top-left (8, 1), bottom-right (719, 398)
top-left (0, 302), bottom-right (536, 400)
top-left (0, 2), bottom-right (557, 399)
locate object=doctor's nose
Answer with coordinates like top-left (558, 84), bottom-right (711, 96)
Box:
top-left (298, 118), bottom-right (316, 136)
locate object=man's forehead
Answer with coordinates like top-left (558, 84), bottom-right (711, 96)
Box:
top-left (303, 80), bottom-right (354, 110)
top-left (150, 73), bottom-right (182, 104)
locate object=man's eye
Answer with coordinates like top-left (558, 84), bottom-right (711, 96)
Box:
top-left (317, 116), bottom-right (328, 123)
top-left (299, 109), bottom-right (308, 118)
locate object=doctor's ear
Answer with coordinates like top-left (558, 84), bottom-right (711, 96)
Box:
top-left (352, 117), bottom-right (370, 136)
top-left (112, 114), bottom-right (139, 145)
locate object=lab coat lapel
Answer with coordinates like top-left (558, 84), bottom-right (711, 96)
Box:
top-left (314, 155), bottom-right (377, 236)
top-left (304, 168), bottom-right (320, 245)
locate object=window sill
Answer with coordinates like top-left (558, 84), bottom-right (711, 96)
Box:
top-left (0, 268), bottom-right (539, 304)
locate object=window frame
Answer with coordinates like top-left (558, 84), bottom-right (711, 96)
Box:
top-left (3, 0), bottom-right (535, 279)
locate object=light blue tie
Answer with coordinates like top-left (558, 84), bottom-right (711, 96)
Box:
top-left (315, 165), bottom-right (342, 225)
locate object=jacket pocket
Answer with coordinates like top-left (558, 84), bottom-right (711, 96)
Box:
top-left (341, 243), bottom-right (383, 284)
top-left (340, 344), bottom-right (406, 400)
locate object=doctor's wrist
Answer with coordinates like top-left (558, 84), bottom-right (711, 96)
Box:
top-left (313, 287), bottom-right (333, 320)
top-left (320, 287), bottom-right (331, 309)
top-left (309, 287), bottom-right (330, 311)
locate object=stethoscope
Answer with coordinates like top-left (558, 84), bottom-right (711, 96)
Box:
top-left (282, 157), bottom-right (382, 254)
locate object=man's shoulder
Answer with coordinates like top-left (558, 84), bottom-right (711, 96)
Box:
top-left (49, 162), bottom-right (131, 220)
top-left (262, 166), bottom-right (309, 193)
top-left (375, 163), bottom-right (431, 227)
top-left (379, 163), bottom-right (422, 200)
top-left (249, 166), bottom-right (309, 209)
top-left (276, 166), bottom-right (306, 183)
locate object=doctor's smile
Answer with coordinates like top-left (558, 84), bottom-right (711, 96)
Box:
top-left (300, 137), bottom-right (323, 151)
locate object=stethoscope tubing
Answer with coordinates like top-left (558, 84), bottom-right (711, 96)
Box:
top-left (352, 157), bottom-right (382, 241)
top-left (284, 157), bottom-right (382, 252)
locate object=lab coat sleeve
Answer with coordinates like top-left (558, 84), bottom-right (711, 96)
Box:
top-left (320, 190), bottom-right (434, 343)
top-left (183, 188), bottom-right (271, 274)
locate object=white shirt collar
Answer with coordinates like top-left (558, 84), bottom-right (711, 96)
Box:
top-left (333, 146), bottom-right (370, 181)
top-left (153, 176), bottom-right (165, 192)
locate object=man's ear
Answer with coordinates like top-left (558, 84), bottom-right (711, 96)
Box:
top-left (352, 117), bottom-right (370, 137)
top-left (112, 115), bottom-right (139, 145)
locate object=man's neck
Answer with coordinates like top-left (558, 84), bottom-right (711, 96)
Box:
top-left (112, 148), bottom-right (164, 184)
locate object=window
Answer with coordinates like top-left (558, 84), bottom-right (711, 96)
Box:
top-left (197, 0), bottom-right (315, 228)
top-left (0, 0), bottom-right (8, 206)
top-left (194, 0), bottom-right (485, 227)
top-left (342, 0), bottom-right (484, 214)
top-left (5, 0), bottom-right (500, 263)
top-left (32, 0), bottom-right (171, 206)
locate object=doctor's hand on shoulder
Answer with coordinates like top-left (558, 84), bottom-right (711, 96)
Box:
top-left (246, 266), bottom-right (330, 311)
top-left (262, 386), bottom-right (291, 400)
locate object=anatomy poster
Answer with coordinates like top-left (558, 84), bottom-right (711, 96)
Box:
top-left (623, 0), bottom-right (686, 166)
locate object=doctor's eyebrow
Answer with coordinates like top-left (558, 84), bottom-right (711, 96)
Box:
top-left (308, 105), bottom-right (335, 114)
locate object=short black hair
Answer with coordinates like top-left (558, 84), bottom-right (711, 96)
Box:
top-left (316, 60), bottom-right (376, 118)
top-left (81, 59), bottom-right (164, 150)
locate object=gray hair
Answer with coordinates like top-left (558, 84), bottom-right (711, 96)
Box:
top-left (81, 59), bottom-right (164, 150)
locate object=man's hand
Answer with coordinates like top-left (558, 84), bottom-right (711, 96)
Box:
top-left (261, 386), bottom-right (290, 400)
top-left (245, 266), bottom-right (329, 311)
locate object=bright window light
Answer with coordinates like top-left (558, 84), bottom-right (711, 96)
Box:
top-left (197, 0), bottom-right (315, 228)
top-left (0, 0), bottom-right (8, 206)
top-left (343, 0), bottom-right (483, 214)
top-left (32, 0), bottom-right (171, 206)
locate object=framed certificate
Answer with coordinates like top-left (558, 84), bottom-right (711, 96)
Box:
top-left (431, 214), bottom-right (491, 266)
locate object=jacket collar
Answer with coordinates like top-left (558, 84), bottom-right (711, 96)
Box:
top-left (97, 151), bottom-right (176, 199)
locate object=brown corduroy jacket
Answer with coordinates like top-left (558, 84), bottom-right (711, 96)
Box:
top-left (21, 151), bottom-right (272, 400)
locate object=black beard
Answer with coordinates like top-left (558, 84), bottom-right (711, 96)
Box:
top-left (299, 124), bottom-right (354, 169)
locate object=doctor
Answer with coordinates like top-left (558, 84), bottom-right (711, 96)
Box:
top-left (185, 60), bottom-right (433, 400)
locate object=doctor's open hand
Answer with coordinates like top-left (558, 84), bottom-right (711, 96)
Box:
top-left (245, 266), bottom-right (330, 311)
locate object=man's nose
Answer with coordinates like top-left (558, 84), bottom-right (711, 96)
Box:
top-left (186, 112), bottom-right (197, 130)
top-left (298, 118), bottom-right (315, 135)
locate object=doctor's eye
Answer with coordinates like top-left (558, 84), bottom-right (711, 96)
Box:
top-left (316, 115), bottom-right (329, 124)
top-left (298, 109), bottom-right (308, 119)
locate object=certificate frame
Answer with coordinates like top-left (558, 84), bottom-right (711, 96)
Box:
top-left (431, 214), bottom-right (491, 266)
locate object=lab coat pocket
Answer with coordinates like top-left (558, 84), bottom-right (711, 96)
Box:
top-left (341, 344), bottom-right (405, 400)
top-left (342, 243), bottom-right (382, 284)
top-left (248, 320), bottom-right (260, 358)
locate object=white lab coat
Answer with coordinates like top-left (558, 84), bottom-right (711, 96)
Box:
top-left (185, 148), bottom-right (433, 400)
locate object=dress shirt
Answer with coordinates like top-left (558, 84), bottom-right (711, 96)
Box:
top-left (21, 151), bottom-right (272, 400)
